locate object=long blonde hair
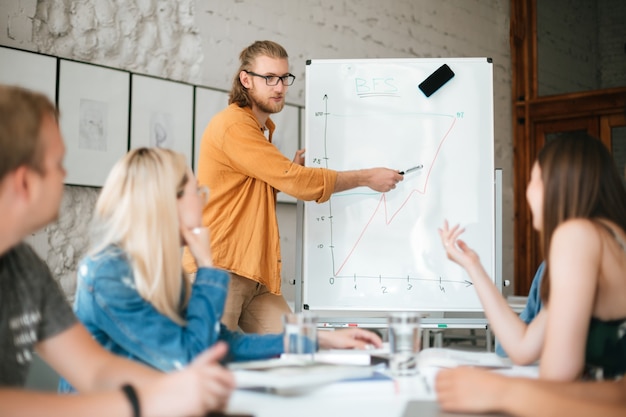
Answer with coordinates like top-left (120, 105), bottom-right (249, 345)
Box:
top-left (90, 147), bottom-right (192, 324)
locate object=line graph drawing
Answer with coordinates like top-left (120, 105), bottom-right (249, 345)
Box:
top-left (333, 115), bottom-right (458, 277)
top-left (308, 98), bottom-right (471, 288)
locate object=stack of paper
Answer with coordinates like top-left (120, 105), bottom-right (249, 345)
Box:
top-left (229, 357), bottom-right (378, 395)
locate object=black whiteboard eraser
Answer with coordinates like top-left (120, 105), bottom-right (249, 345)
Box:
top-left (418, 64), bottom-right (455, 97)
top-left (303, 304), bottom-right (309, 310)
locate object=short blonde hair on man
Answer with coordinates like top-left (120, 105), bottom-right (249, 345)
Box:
top-left (90, 147), bottom-right (192, 324)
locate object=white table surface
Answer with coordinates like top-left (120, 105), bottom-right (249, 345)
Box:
top-left (226, 350), bottom-right (539, 417)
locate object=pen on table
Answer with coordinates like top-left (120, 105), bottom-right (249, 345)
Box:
top-left (399, 164), bottom-right (423, 175)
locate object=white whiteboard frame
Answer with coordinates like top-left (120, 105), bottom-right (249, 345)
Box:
top-left (298, 57), bottom-right (497, 317)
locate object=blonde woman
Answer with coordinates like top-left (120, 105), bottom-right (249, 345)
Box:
top-left (62, 147), bottom-right (380, 385)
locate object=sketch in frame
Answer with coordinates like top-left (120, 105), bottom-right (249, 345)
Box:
top-left (79, 99), bottom-right (108, 151)
top-left (58, 59), bottom-right (130, 187)
top-left (130, 74), bottom-right (194, 166)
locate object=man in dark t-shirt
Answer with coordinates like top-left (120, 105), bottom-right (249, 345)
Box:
top-left (0, 243), bottom-right (76, 386)
top-left (0, 85), bottom-right (234, 416)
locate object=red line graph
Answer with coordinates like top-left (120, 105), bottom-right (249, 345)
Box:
top-left (334, 116), bottom-right (457, 276)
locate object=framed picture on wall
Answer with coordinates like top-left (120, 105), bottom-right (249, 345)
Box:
top-left (58, 59), bottom-right (130, 187)
top-left (193, 86), bottom-right (229, 172)
top-left (0, 46), bottom-right (57, 102)
top-left (270, 103), bottom-right (301, 203)
top-left (130, 74), bottom-right (194, 167)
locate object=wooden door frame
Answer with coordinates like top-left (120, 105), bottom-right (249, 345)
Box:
top-left (510, 0), bottom-right (626, 295)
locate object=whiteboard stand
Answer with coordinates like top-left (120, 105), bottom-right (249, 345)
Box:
top-left (293, 168), bottom-right (503, 352)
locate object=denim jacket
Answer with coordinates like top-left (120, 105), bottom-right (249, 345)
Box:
top-left (68, 246), bottom-right (283, 371)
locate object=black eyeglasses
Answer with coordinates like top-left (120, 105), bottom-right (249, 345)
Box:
top-left (244, 70), bottom-right (296, 86)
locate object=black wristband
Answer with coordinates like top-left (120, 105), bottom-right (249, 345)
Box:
top-left (121, 384), bottom-right (141, 417)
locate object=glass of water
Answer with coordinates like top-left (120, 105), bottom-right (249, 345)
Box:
top-left (387, 311), bottom-right (421, 376)
top-left (282, 312), bottom-right (317, 362)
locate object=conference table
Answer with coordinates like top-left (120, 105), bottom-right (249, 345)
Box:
top-left (225, 349), bottom-right (539, 417)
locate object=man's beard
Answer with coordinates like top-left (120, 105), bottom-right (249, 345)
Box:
top-left (249, 89), bottom-right (285, 114)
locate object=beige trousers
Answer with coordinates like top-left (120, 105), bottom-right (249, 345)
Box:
top-left (222, 273), bottom-right (292, 334)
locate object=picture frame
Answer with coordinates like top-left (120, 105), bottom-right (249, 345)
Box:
top-left (58, 59), bottom-right (130, 187)
top-left (0, 46), bottom-right (57, 102)
top-left (193, 86), bottom-right (229, 172)
top-left (271, 103), bottom-right (301, 203)
top-left (130, 74), bottom-right (194, 167)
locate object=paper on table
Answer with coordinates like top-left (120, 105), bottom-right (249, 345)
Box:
top-left (304, 347), bottom-right (389, 366)
top-left (417, 348), bottom-right (512, 369)
top-left (229, 357), bottom-right (378, 395)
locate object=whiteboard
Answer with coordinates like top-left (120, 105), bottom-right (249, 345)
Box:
top-left (302, 58), bottom-right (494, 313)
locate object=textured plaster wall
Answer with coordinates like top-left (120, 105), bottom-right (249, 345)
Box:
top-left (0, 0), bottom-right (514, 303)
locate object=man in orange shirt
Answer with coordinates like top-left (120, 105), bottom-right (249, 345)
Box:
top-left (185, 40), bottom-right (404, 334)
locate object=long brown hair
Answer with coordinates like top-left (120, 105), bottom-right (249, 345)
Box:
top-left (538, 133), bottom-right (626, 301)
top-left (228, 40), bottom-right (289, 107)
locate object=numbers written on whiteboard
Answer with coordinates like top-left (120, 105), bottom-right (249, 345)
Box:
top-left (325, 275), bottom-right (424, 293)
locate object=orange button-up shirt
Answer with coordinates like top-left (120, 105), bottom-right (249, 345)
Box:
top-left (183, 104), bottom-right (337, 294)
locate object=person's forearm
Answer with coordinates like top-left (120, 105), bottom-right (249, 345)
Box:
top-left (87, 354), bottom-right (160, 391)
top-left (520, 379), bottom-right (626, 407)
top-left (36, 324), bottom-right (161, 393)
top-left (501, 379), bottom-right (626, 417)
top-left (465, 262), bottom-right (539, 365)
top-left (0, 390), bottom-right (132, 417)
top-left (334, 170), bottom-right (366, 193)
